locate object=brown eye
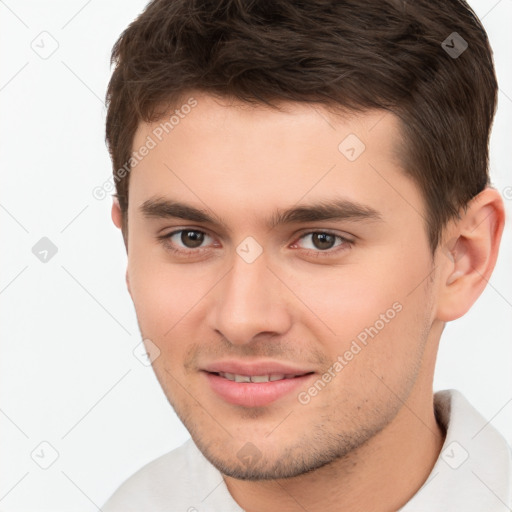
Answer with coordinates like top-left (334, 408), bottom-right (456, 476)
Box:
top-left (159, 229), bottom-right (217, 256)
top-left (180, 230), bottom-right (205, 248)
top-left (311, 233), bottom-right (336, 250)
top-left (295, 232), bottom-right (350, 253)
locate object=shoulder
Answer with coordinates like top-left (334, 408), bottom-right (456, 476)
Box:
top-left (102, 438), bottom-right (213, 511)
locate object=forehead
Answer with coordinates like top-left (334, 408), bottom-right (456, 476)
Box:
top-left (133, 93), bottom-right (404, 160)
top-left (128, 93), bottom-right (418, 223)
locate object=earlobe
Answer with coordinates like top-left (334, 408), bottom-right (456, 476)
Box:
top-left (436, 188), bottom-right (505, 322)
top-left (111, 196), bottom-right (123, 229)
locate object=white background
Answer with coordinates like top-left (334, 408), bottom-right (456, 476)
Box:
top-left (0, 1), bottom-right (510, 510)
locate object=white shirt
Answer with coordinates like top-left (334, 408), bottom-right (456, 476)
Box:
top-left (103, 389), bottom-right (512, 511)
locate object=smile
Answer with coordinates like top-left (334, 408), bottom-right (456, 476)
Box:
top-left (204, 370), bottom-right (315, 407)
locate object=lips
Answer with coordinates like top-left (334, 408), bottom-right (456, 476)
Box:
top-left (202, 360), bottom-right (315, 407)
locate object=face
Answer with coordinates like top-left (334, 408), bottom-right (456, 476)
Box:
top-left (124, 93), bottom-right (440, 479)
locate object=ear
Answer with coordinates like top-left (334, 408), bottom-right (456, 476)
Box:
top-left (111, 196), bottom-right (123, 229)
top-left (435, 187), bottom-right (505, 322)
top-left (112, 197), bottom-right (131, 294)
top-left (125, 269), bottom-right (132, 297)
top-left (112, 196), bottom-right (129, 251)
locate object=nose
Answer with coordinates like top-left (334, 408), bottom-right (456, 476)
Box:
top-left (207, 253), bottom-right (293, 345)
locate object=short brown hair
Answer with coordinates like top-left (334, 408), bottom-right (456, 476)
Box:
top-left (105, 0), bottom-right (497, 251)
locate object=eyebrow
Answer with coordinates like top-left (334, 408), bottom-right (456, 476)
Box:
top-left (140, 196), bottom-right (383, 230)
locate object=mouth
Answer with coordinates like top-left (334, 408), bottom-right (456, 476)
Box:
top-left (202, 369), bottom-right (316, 407)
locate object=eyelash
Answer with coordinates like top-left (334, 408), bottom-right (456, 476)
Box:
top-left (157, 229), bottom-right (353, 258)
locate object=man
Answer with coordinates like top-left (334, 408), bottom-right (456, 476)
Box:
top-left (102, 0), bottom-right (511, 510)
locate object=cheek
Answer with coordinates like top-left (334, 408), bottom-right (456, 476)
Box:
top-left (277, 262), bottom-right (402, 340)
top-left (128, 265), bottom-right (209, 391)
top-left (289, 261), bottom-right (432, 423)
top-left (279, 246), bottom-right (432, 369)
top-left (130, 273), bottom-right (204, 336)
top-left (127, 240), bottom-right (213, 340)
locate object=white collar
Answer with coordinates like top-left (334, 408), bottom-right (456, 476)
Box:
top-left (399, 389), bottom-right (512, 511)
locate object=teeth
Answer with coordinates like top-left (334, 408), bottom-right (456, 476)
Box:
top-left (250, 375), bottom-right (270, 383)
top-left (218, 372), bottom-right (295, 382)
